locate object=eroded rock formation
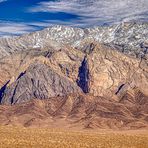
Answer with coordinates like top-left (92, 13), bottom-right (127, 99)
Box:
top-left (0, 42), bottom-right (148, 105)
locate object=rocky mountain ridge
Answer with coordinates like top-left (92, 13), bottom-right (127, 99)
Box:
top-left (0, 22), bottom-right (148, 58)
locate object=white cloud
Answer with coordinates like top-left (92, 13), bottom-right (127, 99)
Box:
top-left (0, 0), bottom-right (147, 36)
top-left (29, 0), bottom-right (148, 26)
top-left (0, 21), bottom-right (37, 36)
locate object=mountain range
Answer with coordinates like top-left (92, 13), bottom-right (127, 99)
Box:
top-left (0, 22), bottom-right (148, 130)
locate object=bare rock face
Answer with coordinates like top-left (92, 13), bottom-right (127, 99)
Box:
top-left (0, 42), bottom-right (148, 105)
top-left (83, 44), bottom-right (148, 97)
top-left (1, 61), bottom-right (81, 105)
top-left (0, 48), bottom-right (55, 86)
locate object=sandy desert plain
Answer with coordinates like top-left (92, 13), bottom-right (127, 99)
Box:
top-left (0, 126), bottom-right (147, 148)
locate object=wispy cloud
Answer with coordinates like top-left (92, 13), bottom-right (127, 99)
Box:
top-left (0, 0), bottom-right (147, 36)
top-left (29, 0), bottom-right (148, 26)
top-left (0, 21), bottom-right (38, 36)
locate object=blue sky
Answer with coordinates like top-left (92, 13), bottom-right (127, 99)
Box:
top-left (0, 0), bottom-right (148, 36)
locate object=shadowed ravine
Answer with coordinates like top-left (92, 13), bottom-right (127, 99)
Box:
top-left (77, 56), bottom-right (90, 93)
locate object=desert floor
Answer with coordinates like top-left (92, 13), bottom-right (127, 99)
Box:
top-left (0, 126), bottom-right (148, 148)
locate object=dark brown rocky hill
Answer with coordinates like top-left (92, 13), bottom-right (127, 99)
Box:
top-left (0, 90), bottom-right (148, 130)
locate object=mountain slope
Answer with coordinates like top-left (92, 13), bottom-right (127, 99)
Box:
top-left (0, 90), bottom-right (148, 130)
top-left (0, 43), bottom-right (148, 105)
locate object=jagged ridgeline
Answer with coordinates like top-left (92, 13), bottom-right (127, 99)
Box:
top-left (0, 22), bottom-right (147, 129)
top-left (0, 22), bottom-right (148, 58)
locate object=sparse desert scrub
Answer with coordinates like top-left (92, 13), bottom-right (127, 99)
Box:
top-left (0, 126), bottom-right (148, 148)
